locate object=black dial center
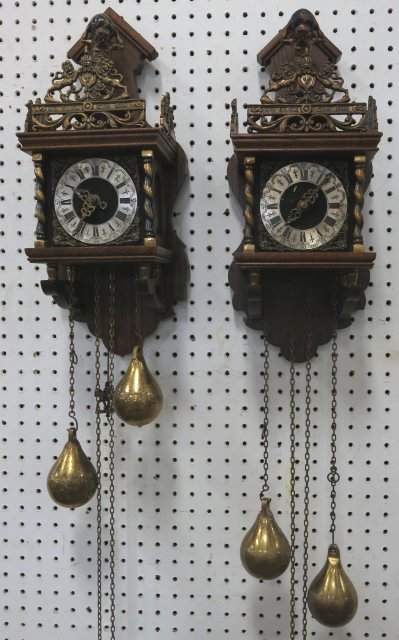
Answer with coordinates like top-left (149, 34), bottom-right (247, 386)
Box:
top-left (73, 177), bottom-right (118, 225)
top-left (280, 182), bottom-right (327, 230)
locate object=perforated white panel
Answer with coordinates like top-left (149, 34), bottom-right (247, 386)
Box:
top-left (1, 1), bottom-right (397, 638)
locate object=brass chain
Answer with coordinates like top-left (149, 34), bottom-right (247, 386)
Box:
top-left (328, 277), bottom-right (340, 544)
top-left (302, 287), bottom-right (312, 640)
top-left (67, 266), bottom-right (79, 430)
top-left (135, 280), bottom-right (143, 346)
top-left (107, 270), bottom-right (116, 640)
top-left (260, 313), bottom-right (270, 500)
top-left (94, 269), bottom-right (103, 640)
top-left (289, 286), bottom-right (297, 640)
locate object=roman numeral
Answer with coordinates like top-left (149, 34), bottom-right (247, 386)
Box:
top-left (119, 197), bottom-right (131, 204)
top-left (283, 173), bottom-right (293, 184)
top-left (270, 187), bottom-right (282, 194)
top-left (316, 173), bottom-right (328, 186)
top-left (116, 210), bottom-right (128, 222)
top-left (108, 222), bottom-right (115, 232)
top-left (282, 227), bottom-right (292, 239)
top-left (300, 232), bottom-right (306, 243)
top-left (92, 226), bottom-right (99, 238)
top-left (329, 202), bottom-right (341, 209)
top-left (268, 203), bottom-right (279, 209)
top-left (92, 163), bottom-right (99, 176)
top-left (64, 211), bottom-right (75, 222)
top-left (270, 215), bottom-right (281, 227)
top-left (75, 168), bottom-right (85, 180)
top-left (300, 167), bottom-right (309, 181)
top-left (324, 215), bottom-right (337, 227)
top-left (324, 185), bottom-right (337, 195)
top-left (61, 199), bottom-right (72, 206)
top-left (115, 181), bottom-right (126, 191)
top-left (107, 168), bottom-right (114, 180)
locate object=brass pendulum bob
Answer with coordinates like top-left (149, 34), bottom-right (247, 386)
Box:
top-left (240, 498), bottom-right (291, 579)
top-left (307, 543), bottom-right (358, 627)
top-left (47, 427), bottom-right (98, 508)
top-left (113, 345), bottom-right (163, 426)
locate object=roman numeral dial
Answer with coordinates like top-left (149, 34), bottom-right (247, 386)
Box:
top-left (260, 161), bottom-right (347, 250)
top-left (54, 158), bottom-right (138, 245)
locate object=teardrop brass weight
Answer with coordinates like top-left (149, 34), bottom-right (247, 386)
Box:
top-left (240, 498), bottom-right (290, 579)
top-left (113, 290), bottom-right (163, 426)
top-left (240, 320), bottom-right (290, 581)
top-left (113, 345), bottom-right (163, 426)
top-left (47, 427), bottom-right (97, 508)
top-left (47, 267), bottom-right (97, 508)
top-left (308, 543), bottom-right (358, 627)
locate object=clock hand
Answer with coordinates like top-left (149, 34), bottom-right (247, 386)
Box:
top-left (286, 186), bottom-right (321, 224)
top-left (73, 191), bottom-right (108, 235)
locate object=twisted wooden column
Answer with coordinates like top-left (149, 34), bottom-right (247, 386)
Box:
top-left (353, 154), bottom-right (366, 252)
top-left (141, 150), bottom-right (155, 246)
top-left (32, 153), bottom-right (46, 247)
top-left (243, 156), bottom-right (256, 252)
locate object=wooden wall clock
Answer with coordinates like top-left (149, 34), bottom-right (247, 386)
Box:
top-left (228, 8), bottom-right (381, 362)
top-left (18, 8), bottom-right (188, 357)
top-left (228, 8), bottom-right (381, 634)
top-left (17, 10), bottom-right (188, 637)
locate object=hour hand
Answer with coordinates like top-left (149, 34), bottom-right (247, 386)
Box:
top-left (286, 186), bottom-right (321, 224)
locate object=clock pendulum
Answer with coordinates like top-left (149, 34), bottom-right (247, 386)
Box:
top-left (18, 9), bottom-right (188, 638)
top-left (47, 266), bottom-right (98, 508)
top-left (228, 8), bottom-right (381, 635)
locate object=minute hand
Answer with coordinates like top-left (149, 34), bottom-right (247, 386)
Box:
top-left (286, 186), bottom-right (321, 224)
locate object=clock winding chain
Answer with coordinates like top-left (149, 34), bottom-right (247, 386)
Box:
top-left (94, 270), bottom-right (103, 640)
top-left (301, 289), bottom-right (313, 640)
top-left (288, 291), bottom-right (297, 640)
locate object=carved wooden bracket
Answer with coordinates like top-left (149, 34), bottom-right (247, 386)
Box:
top-left (26, 244), bottom-right (188, 355)
top-left (229, 251), bottom-right (374, 362)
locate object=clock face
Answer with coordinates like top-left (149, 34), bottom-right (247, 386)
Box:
top-left (260, 162), bottom-right (347, 250)
top-left (54, 158), bottom-right (138, 245)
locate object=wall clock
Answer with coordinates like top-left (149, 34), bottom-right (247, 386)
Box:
top-left (17, 9), bottom-right (187, 638)
top-left (228, 8), bottom-right (381, 634)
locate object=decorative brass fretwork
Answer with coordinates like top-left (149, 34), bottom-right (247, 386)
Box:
top-left (27, 99), bottom-right (146, 132)
top-left (353, 155), bottom-right (366, 252)
top-left (246, 102), bottom-right (369, 134)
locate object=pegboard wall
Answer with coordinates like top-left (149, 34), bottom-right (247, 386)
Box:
top-left (0, 0), bottom-right (397, 638)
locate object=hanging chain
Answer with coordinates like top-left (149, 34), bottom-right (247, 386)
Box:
top-left (135, 280), bottom-right (143, 346)
top-left (107, 270), bottom-right (116, 640)
top-left (67, 266), bottom-right (79, 430)
top-left (327, 276), bottom-right (340, 544)
top-left (260, 313), bottom-right (270, 500)
top-left (302, 287), bottom-right (312, 640)
top-left (289, 284), bottom-right (297, 640)
top-left (94, 269), bottom-right (103, 640)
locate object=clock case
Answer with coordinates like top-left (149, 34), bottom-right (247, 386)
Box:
top-left (18, 9), bottom-right (188, 355)
top-left (228, 9), bottom-right (382, 361)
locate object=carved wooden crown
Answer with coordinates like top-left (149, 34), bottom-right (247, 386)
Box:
top-left (231, 8), bottom-right (378, 135)
top-left (23, 9), bottom-right (175, 136)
